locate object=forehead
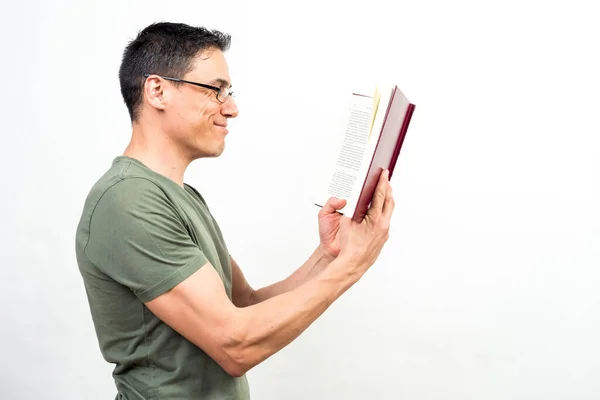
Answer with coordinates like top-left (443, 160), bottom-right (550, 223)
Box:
top-left (185, 49), bottom-right (231, 84)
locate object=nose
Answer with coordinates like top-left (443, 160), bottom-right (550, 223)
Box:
top-left (221, 96), bottom-right (239, 118)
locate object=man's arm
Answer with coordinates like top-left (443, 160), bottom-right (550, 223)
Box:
top-left (230, 247), bottom-right (334, 308)
top-left (146, 257), bottom-right (355, 377)
top-left (146, 169), bottom-right (394, 377)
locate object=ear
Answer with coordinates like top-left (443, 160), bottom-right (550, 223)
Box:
top-left (143, 75), bottom-right (168, 111)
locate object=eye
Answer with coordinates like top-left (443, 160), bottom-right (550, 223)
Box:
top-left (218, 87), bottom-right (232, 102)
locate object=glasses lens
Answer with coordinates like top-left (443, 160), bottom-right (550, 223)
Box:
top-left (217, 88), bottom-right (227, 102)
top-left (217, 88), bottom-right (233, 102)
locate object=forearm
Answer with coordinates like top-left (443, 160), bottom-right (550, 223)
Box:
top-left (249, 246), bottom-right (334, 305)
top-left (226, 257), bottom-right (356, 375)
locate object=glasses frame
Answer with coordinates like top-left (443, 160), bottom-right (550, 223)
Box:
top-left (143, 74), bottom-right (234, 103)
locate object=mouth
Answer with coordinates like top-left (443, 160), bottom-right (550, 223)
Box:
top-left (214, 123), bottom-right (228, 134)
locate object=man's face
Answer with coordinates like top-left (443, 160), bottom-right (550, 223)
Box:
top-left (164, 49), bottom-right (238, 159)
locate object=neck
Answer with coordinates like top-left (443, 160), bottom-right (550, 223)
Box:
top-left (123, 121), bottom-right (191, 188)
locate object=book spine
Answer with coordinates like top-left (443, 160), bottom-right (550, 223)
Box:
top-left (388, 103), bottom-right (415, 179)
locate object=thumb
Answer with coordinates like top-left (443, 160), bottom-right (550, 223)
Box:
top-left (322, 197), bottom-right (347, 214)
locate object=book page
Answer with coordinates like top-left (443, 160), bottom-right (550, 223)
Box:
top-left (325, 95), bottom-right (373, 201)
top-left (369, 86), bottom-right (381, 140)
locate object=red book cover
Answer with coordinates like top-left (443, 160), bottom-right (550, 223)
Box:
top-left (352, 87), bottom-right (415, 222)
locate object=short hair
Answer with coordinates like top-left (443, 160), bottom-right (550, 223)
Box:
top-left (118, 22), bottom-right (231, 122)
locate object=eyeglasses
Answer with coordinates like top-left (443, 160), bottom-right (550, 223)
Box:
top-left (143, 74), bottom-right (235, 103)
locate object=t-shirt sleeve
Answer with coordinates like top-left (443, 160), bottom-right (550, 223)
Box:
top-left (84, 178), bottom-right (209, 302)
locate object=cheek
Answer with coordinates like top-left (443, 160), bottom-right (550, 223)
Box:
top-left (194, 110), bottom-right (213, 130)
top-left (193, 101), bottom-right (216, 124)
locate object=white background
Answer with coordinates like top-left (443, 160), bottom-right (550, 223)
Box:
top-left (1, 0), bottom-right (599, 399)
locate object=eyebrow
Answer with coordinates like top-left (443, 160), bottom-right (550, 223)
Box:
top-left (210, 78), bottom-right (231, 88)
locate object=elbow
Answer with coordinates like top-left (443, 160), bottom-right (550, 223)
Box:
top-left (223, 362), bottom-right (248, 378)
top-left (219, 326), bottom-right (256, 377)
top-left (221, 347), bottom-right (254, 378)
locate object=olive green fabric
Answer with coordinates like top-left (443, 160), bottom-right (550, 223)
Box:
top-left (75, 156), bottom-right (249, 399)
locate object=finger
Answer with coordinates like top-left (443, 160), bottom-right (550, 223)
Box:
top-left (320, 197), bottom-right (347, 215)
top-left (366, 169), bottom-right (389, 219)
top-left (382, 183), bottom-right (395, 221)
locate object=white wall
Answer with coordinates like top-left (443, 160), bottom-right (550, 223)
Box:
top-left (1, 0), bottom-right (598, 399)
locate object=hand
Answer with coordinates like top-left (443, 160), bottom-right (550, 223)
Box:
top-left (337, 169), bottom-right (395, 279)
top-left (318, 197), bottom-right (348, 259)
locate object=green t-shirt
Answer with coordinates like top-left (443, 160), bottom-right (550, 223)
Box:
top-left (75, 156), bottom-right (250, 400)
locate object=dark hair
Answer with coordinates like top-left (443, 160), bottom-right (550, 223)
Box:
top-left (119, 22), bottom-right (231, 122)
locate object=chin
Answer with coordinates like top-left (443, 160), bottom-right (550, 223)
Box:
top-left (189, 136), bottom-right (226, 159)
top-left (211, 147), bottom-right (225, 157)
top-left (198, 144), bottom-right (225, 159)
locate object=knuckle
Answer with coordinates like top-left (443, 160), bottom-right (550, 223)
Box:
top-left (379, 220), bottom-right (390, 233)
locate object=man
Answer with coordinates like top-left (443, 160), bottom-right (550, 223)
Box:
top-left (75, 22), bottom-right (394, 399)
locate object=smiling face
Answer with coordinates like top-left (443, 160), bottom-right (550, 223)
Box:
top-left (157, 48), bottom-right (239, 159)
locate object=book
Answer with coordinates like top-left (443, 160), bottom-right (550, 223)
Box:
top-left (314, 84), bottom-right (415, 222)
